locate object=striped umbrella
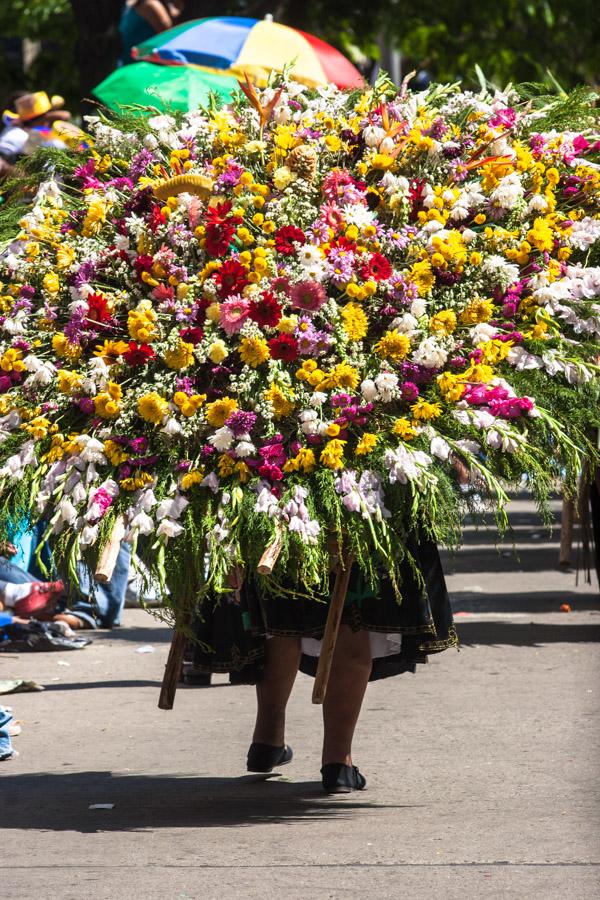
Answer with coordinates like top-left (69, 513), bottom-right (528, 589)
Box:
top-left (132, 16), bottom-right (363, 90)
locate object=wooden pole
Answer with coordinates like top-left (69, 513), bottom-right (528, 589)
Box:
top-left (312, 551), bottom-right (354, 705)
top-left (257, 531), bottom-right (283, 575)
top-left (158, 625), bottom-right (188, 710)
top-left (94, 515), bottom-right (125, 583)
top-left (558, 496), bottom-right (575, 567)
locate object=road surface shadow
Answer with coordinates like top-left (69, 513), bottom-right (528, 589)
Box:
top-left (456, 620), bottom-right (600, 646)
top-left (451, 590), bottom-right (600, 613)
top-left (0, 771), bottom-right (417, 832)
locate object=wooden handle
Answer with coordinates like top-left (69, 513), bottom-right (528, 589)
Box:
top-left (158, 627), bottom-right (188, 710)
top-left (257, 532), bottom-right (283, 575)
top-left (94, 515), bottom-right (125, 583)
top-left (312, 552), bottom-right (354, 705)
top-left (558, 496), bottom-right (575, 566)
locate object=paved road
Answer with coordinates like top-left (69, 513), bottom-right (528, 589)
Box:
top-left (2, 495), bottom-right (599, 899)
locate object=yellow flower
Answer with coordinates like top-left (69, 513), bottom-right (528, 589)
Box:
top-left (164, 339), bottom-right (195, 370)
top-left (52, 333), bottom-right (82, 361)
top-left (173, 392), bottom-right (205, 417)
top-left (477, 339), bottom-right (512, 365)
top-left (138, 392), bottom-right (169, 425)
top-left (94, 339), bottom-right (129, 364)
top-left (463, 362), bottom-right (494, 383)
top-left (205, 396), bottom-right (238, 427)
top-left (128, 303), bottom-right (158, 343)
top-left (239, 336), bottom-right (270, 367)
top-left (408, 259), bottom-right (434, 296)
top-left (283, 447), bottom-right (316, 473)
top-left (42, 272), bottom-right (60, 295)
top-left (273, 166), bottom-right (294, 190)
top-left (355, 433), bottom-right (378, 455)
top-left (0, 348), bottom-right (25, 373)
top-left (320, 439), bottom-right (346, 470)
top-left (264, 384), bottom-right (294, 418)
top-left (341, 302), bottom-right (368, 341)
top-left (375, 329), bottom-right (410, 362)
top-left (56, 245), bottom-right (75, 269)
top-left (429, 310), bottom-right (457, 335)
top-left (276, 315), bottom-right (298, 334)
top-left (460, 298), bottom-right (494, 325)
top-left (56, 370), bottom-right (83, 395)
top-left (411, 399), bottom-right (442, 421)
top-left (205, 302), bottom-right (221, 322)
top-left (208, 339), bottom-right (229, 364)
top-left (325, 423), bottom-right (341, 437)
top-left (82, 198), bottom-right (107, 236)
top-left (120, 473), bottom-right (154, 491)
top-left (329, 362), bottom-right (359, 391)
top-left (104, 439), bottom-right (129, 465)
top-left (181, 469), bottom-right (204, 490)
top-left (437, 372), bottom-right (465, 403)
top-left (392, 418), bottom-right (416, 440)
top-left (94, 382), bottom-right (123, 419)
top-left (527, 217), bottom-right (554, 252)
top-left (23, 415), bottom-right (52, 439)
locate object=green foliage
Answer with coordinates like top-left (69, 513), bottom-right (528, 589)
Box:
top-left (0, 0), bottom-right (77, 109)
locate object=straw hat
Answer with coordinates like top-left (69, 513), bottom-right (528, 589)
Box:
top-left (3, 92), bottom-right (70, 126)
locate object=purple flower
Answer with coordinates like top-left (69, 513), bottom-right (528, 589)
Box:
top-left (128, 148), bottom-right (155, 180)
top-left (400, 381), bottom-right (419, 402)
top-left (128, 436), bottom-right (149, 454)
top-left (226, 409), bottom-right (257, 436)
top-left (79, 397), bottom-right (95, 414)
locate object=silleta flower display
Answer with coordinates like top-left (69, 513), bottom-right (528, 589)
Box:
top-left (0, 76), bottom-right (598, 614)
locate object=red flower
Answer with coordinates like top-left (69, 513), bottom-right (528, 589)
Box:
top-left (214, 259), bottom-right (249, 298)
top-left (289, 280), bottom-right (326, 313)
top-left (268, 334), bottom-right (299, 362)
top-left (180, 326), bottom-right (204, 345)
top-left (86, 293), bottom-right (112, 325)
top-left (250, 291), bottom-right (281, 327)
top-left (275, 225), bottom-right (306, 255)
top-left (123, 341), bottom-right (156, 366)
top-left (361, 252), bottom-right (392, 281)
top-left (133, 255), bottom-right (154, 280)
top-left (205, 221), bottom-right (236, 257)
top-left (204, 201), bottom-right (243, 257)
top-left (148, 205), bottom-right (167, 232)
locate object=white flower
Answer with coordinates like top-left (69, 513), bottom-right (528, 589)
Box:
top-left (80, 524), bottom-right (100, 547)
top-left (156, 495), bottom-right (188, 521)
top-left (161, 418), bottom-right (182, 436)
top-left (298, 245), bottom-right (322, 267)
top-left (343, 204), bottom-right (376, 228)
top-left (482, 254), bottom-right (520, 288)
top-left (156, 519), bottom-right (184, 541)
top-left (201, 472), bottom-right (220, 493)
top-left (410, 297), bottom-right (427, 318)
top-left (127, 510), bottom-right (154, 537)
top-left (309, 391), bottom-right (327, 407)
top-left (375, 371), bottom-right (398, 401)
top-left (235, 439), bottom-right (256, 458)
top-left (360, 379), bottom-right (378, 402)
top-left (77, 436), bottom-right (107, 464)
top-left (57, 497), bottom-right (78, 526)
top-left (363, 125), bottom-right (386, 147)
top-left (430, 436), bottom-right (451, 460)
top-left (208, 426), bottom-right (234, 451)
top-left (412, 337), bottom-right (448, 369)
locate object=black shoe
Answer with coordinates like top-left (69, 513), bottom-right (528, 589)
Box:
top-left (321, 763), bottom-right (367, 794)
top-left (247, 742), bottom-right (293, 773)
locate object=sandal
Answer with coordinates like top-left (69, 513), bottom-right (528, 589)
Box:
top-left (247, 742), bottom-right (293, 773)
top-left (321, 763), bottom-right (367, 794)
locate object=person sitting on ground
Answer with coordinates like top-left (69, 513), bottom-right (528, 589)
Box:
top-left (0, 541), bottom-right (64, 618)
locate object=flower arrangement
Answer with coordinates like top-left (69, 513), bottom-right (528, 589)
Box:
top-left (0, 75), bottom-right (598, 611)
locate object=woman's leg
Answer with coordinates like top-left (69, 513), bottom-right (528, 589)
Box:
top-left (252, 635), bottom-right (301, 746)
top-left (322, 625), bottom-right (372, 766)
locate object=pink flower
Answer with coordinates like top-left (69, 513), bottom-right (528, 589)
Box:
top-left (90, 488), bottom-right (114, 516)
top-left (290, 281), bottom-right (327, 314)
top-left (219, 297), bottom-right (251, 334)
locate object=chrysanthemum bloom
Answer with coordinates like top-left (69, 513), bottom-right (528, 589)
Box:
top-left (239, 336), bottom-right (270, 367)
top-left (355, 433), bottom-right (378, 455)
top-left (205, 396), bottom-right (238, 427)
top-left (429, 310), bottom-right (457, 335)
top-left (219, 297), bottom-right (251, 334)
top-left (123, 341), bottom-right (155, 366)
top-left (275, 225), bottom-right (306, 255)
top-left (460, 298), bottom-right (494, 324)
top-left (290, 280), bottom-right (326, 314)
top-left (341, 303), bottom-right (368, 341)
top-left (375, 329), bottom-right (411, 361)
top-left (249, 291), bottom-right (282, 327)
top-left (392, 418), bottom-right (417, 440)
top-left (264, 384), bottom-right (295, 418)
top-left (164, 339), bottom-right (195, 370)
top-left (208, 339), bottom-right (229, 363)
top-left (320, 439), bottom-right (347, 470)
top-left (138, 392), bottom-right (169, 425)
top-left (411, 399), bottom-right (442, 421)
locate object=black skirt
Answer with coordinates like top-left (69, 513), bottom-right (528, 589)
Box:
top-left (191, 535), bottom-right (458, 683)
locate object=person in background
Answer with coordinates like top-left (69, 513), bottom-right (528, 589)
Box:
top-left (0, 91), bottom-right (72, 178)
top-left (0, 541), bottom-right (64, 618)
top-left (119, 0), bottom-right (187, 65)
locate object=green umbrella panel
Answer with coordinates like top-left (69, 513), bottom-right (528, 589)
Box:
top-left (93, 61), bottom-right (238, 114)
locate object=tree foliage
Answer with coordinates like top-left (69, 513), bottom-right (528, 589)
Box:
top-left (0, 0), bottom-right (597, 114)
